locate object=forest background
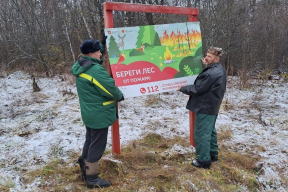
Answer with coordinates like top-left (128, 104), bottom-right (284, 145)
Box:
top-left (1, 1), bottom-right (288, 191)
top-left (0, 0), bottom-right (287, 80)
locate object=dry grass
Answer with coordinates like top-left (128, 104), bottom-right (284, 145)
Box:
top-left (0, 176), bottom-right (15, 192)
top-left (62, 89), bottom-right (76, 97)
top-left (145, 94), bottom-right (165, 107)
top-left (62, 73), bottom-right (75, 85)
top-left (15, 132), bottom-right (263, 192)
top-left (221, 98), bottom-right (235, 111)
top-left (218, 129), bottom-right (232, 141)
top-left (0, 69), bottom-right (8, 78)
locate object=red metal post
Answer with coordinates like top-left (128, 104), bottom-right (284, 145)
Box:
top-left (188, 16), bottom-right (196, 147)
top-left (103, 3), bottom-right (114, 76)
top-left (189, 111), bottom-right (196, 147)
top-left (103, 2), bottom-right (199, 154)
top-left (188, 15), bottom-right (198, 22)
top-left (111, 106), bottom-right (120, 155)
top-left (103, 4), bottom-right (121, 155)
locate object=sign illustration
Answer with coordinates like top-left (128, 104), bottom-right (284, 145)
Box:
top-left (105, 22), bottom-right (203, 98)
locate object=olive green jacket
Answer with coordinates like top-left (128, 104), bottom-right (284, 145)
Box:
top-left (71, 55), bottom-right (123, 129)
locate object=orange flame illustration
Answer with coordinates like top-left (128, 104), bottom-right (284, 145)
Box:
top-left (160, 30), bottom-right (202, 46)
top-left (164, 47), bottom-right (173, 61)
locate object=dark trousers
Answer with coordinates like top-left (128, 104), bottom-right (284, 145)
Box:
top-left (194, 113), bottom-right (218, 161)
top-left (82, 126), bottom-right (108, 162)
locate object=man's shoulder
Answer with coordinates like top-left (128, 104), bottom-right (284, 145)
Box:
top-left (88, 64), bottom-right (110, 78)
top-left (204, 64), bottom-right (226, 80)
top-left (211, 63), bottom-right (225, 71)
top-left (90, 62), bottom-right (105, 70)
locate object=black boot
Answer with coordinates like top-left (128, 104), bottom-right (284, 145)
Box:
top-left (76, 156), bottom-right (86, 181)
top-left (191, 159), bottom-right (211, 169)
top-left (210, 152), bottom-right (218, 163)
top-left (85, 161), bottom-right (112, 189)
top-left (86, 174), bottom-right (112, 189)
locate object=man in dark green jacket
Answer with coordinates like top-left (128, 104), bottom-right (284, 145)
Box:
top-left (71, 37), bottom-right (124, 189)
top-left (178, 47), bottom-right (226, 169)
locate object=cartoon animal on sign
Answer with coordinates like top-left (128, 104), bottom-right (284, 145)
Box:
top-left (136, 44), bottom-right (145, 52)
top-left (117, 34), bottom-right (126, 50)
top-left (117, 53), bottom-right (126, 65)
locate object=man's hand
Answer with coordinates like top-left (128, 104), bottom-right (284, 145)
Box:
top-left (118, 94), bottom-right (125, 102)
top-left (177, 87), bottom-right (182, 91)
top-left (201, 57), bottom-right (208, 65)
top-left (101, 33), bottom-right (107, 45)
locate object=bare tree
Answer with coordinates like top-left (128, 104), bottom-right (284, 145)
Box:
top-left (0, 0), bottom-right (287, 76)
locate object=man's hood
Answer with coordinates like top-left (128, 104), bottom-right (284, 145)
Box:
top-left (71, 56), bottom-right (100, 76)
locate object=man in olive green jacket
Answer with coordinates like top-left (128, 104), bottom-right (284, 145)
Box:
top-left (71, 37), bottom-right (124, 189)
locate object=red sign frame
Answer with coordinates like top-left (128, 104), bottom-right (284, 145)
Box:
top-left (103, 2), bottom-right (199, 155)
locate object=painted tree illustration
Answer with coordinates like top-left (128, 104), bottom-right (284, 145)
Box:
top-left (108, 35), bottom-right (121, 57)
top-left (194, 67), bottom-right (201, 75)
top-left (186, 23), bottom-right (191, 51)
top-left (154, 32), bottom-right (161, 46)
top-left (136, 26), bottom-right (145, 48)
top-left (177, 29), bottom-right (181, 49)
top-left (142, 25), bottom-right (157, 47)
top-left (174, 49), bottom-right (203, 78)
top-left (183, 65), bottom-right (194, 76)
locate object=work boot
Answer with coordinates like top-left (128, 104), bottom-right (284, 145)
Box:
top-left (210, 152), bottom-right (218, 163)
top-left (77, 156), bottom-right (86, 181)
top-left (191, 159), bottom-right (211, 169)
top-left (211, 155), bottom-right (218, 163)
top-left (85, 161), bottom-right (112, 189)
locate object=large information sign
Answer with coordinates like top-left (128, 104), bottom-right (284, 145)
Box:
top-left (105, 22), bottom-right (203, 98)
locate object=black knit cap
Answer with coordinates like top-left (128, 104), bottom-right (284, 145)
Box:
top-left (79, 39), bottom-right (101, 54)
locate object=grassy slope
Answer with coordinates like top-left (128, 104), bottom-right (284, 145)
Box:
top-left (14, 131), bottom-right (261, 192)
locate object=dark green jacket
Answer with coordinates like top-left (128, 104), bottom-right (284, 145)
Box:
top-left (71, 55), bottom-right (123, 129)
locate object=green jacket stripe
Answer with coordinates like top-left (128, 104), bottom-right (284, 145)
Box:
top-left (79, 73), bottom-right (113, 96)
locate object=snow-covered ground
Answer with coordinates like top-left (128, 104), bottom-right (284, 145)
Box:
top-left (0, 71), bottom-right (287, 191)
